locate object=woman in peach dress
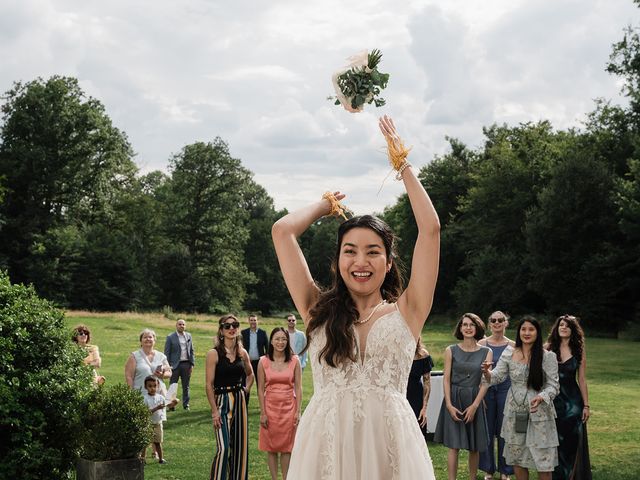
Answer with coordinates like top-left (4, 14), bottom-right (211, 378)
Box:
top-left (258, 327), bottom-right (302, 480)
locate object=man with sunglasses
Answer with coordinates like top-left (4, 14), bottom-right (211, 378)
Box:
top-left (164, 319), bottom-right (196, 411)
top-left (286, 313), bottom-right (307, 372)
top-left (241, 314), bottom-right (268, 403)
top-left (479, 311), bottom-right (515, 480)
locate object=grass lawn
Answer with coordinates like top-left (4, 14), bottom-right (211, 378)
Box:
top-left (66, 311), bottom-right (640, 480)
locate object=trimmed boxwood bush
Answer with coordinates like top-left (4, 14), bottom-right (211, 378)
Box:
top-left (0, 272), bottom-right (95, 479)
top-left (81, 383), bottom-right (152, 461)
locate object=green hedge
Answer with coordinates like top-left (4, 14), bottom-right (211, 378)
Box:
top-left (81, 383), bottom-right (152, 461)
top-left (0, 272), bottom-right (94, 479)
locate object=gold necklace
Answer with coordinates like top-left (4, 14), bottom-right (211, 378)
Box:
top-left (354, 300), bottom-right (388, 325)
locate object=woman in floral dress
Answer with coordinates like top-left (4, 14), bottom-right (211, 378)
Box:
top-left (482, 316), bottom-right (559, 480)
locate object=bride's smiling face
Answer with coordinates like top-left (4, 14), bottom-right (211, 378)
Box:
top-left (338, 227), bottom-right (391, 296)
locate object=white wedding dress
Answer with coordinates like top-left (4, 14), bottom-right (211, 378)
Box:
top-left (287, 306), bottom-right (436, 480)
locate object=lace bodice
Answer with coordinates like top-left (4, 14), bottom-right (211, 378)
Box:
top-left (289, 306), bottom-right (436, 480)
top-left (309, 307), bottom-right (415, 417)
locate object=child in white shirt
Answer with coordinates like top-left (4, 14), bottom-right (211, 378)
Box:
top-left (143, 375), bottom-right (177, 464)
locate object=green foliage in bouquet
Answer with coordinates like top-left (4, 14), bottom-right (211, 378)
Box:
top-left (335, 49), bottom-right (390, 109)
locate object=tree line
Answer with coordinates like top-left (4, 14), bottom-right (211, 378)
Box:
top-left (1, 13), bottom-right (639, 333)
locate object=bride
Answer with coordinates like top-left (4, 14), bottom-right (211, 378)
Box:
top-left (271, 115), bottom-right (440, 479)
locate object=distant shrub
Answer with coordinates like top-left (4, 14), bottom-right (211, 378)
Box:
top-left (81, 383), bottom-right (152, 461)
top-left (0, 272), bottom-right (95, 479)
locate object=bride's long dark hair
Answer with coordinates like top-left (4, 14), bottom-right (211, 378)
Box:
top-left (306, 215), bottom-right (404, 367)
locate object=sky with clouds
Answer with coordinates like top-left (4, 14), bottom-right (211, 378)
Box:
top-left (1, 0), bottom-right (638, 213)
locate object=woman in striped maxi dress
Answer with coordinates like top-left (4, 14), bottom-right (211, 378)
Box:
top-left (205, 314), bottom-right (255, 480)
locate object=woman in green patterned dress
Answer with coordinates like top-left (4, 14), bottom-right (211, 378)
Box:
top-left (546, 315), bottom-right (591, 480)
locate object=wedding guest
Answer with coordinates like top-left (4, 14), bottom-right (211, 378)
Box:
top-left (257, 327), bottom-right (302, 480)
top-left (482, 316), bottom-right (560, 480)
top-left (406, 337), bottom-right (433, 440)
top-left (125, 328), bottom-right (172, 461)
top-left (479, 311), bottom-right (516, 480)
top-left (164, 318), bottom-right (196, 411)
top-left (205, 314), bottom-right (254, 480)
top-left (285, 313), bottom-right (307, 372)
top-left (142, 375), bottom-right (178, 464)
top-left (72, 324), bottom-right (106, 385)
top-left (546, 315), bottom-right (592, 480)
top-left (435, 313), bottom-right (491, 480)
top-left (125, 329), bottom-right (171, 393)
top-left (241, 314), bottom-right (268, 402)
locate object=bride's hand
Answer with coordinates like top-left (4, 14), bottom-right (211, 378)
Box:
top-left (378, 115), bottom-right (400, 144)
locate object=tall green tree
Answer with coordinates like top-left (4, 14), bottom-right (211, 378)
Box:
top-left (604, 5), bottom-right (640, 329)
top-left (0, 76), bottom-right (137, 295)
top-left (608, 4), bottom-right (640, 123)
top-left (615, 158), bottom-right (640, 328)
top-left (525, 150), bottom-right (623, 328)
top-left (451, 122), bottom-right (573, 315)
top-left (164, 139), bottom-right (255, 312)
top-left (242, 184), bottom-right (291, 315)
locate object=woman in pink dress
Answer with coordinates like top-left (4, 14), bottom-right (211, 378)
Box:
top-left (257, 327), bottom-right (302, 480)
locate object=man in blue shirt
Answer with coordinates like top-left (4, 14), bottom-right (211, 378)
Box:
top-left (286, 313), bottom-right (307, 372)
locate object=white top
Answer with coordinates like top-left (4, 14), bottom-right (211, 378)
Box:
top-left (144, 392), bottom-right (167, 424)
top-left (132, 349), bottom-right (169, 392)
top-left (178, 333), bottom-right (189, 361)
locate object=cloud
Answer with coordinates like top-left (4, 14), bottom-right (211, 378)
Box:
top-left (1, 0), bottom-right (638, 213)
top-left (207, 65), bottom-right (302, 82)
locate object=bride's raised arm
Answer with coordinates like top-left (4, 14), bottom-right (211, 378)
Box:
top-left (379, 116), bottom-right (440, 338)
top-left (271, 193), bottom-right (345, 325)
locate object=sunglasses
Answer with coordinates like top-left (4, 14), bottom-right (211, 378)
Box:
top-left (222, 322), bottom-right (240, 330)
top-left (489, 318), bottom-right (505, 324)
top-left (76, 331), bottom-right (89, 336)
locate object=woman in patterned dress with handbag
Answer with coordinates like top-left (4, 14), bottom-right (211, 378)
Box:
top-left (482, 316), bottom-right (560, 480)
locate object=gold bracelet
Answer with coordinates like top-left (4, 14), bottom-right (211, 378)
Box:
top-left (322, 192), bottom-right (350, 221)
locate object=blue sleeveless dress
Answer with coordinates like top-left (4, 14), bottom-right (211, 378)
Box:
top-left (479, 343), bottom-right (514, 476)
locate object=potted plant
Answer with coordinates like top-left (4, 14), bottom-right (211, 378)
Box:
top-left (76, 383), bottom-right (153, 480)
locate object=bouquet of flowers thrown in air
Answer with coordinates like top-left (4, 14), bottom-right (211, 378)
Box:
top-left (329, 49), bottom-right (390, 113)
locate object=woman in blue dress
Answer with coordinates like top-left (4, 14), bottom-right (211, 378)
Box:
top-left (406, 337), bottom-right (434, 439)
top-left (479, 311), bottom-right (515, 480)
top-left (546, 315), bottom-right (591, 480)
